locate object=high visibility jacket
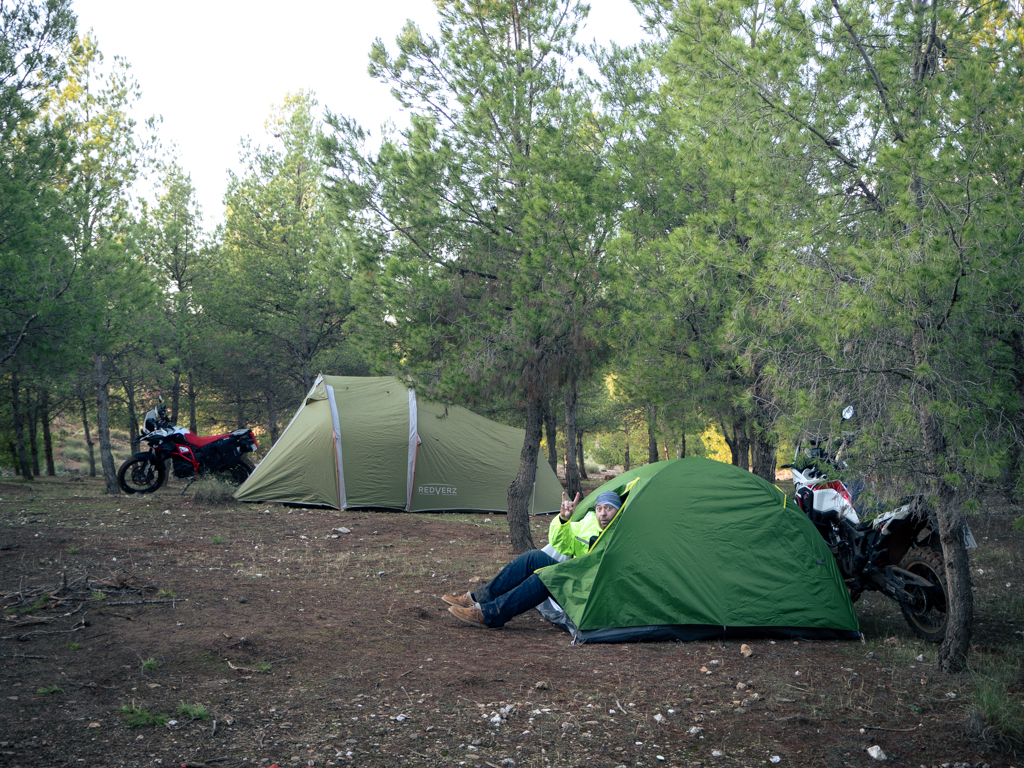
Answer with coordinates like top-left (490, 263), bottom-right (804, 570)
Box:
top-left (547, 511), bottom-right (602, 558)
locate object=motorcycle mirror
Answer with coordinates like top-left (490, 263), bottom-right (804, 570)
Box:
top-left (842, 405), bottom-right (854, 420)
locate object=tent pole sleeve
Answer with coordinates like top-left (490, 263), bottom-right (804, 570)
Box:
top-left (406, 388), bottom-right (418, 511)
top-left (326, 384), bottom-right (346, 510)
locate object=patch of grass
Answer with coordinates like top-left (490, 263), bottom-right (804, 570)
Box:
top-left (19, 593), bottom-right (51, 614)
top-left (211, 535), bottom-right (226, 545)
top-left (156, 588), bottom-right (175, 598)
top-left (90, 591), bottom-right (106, 601)
top-left (119, 703), bottom-right (169, 728)
top-left (968, 649), bottom-right (1024, 749)
top-left (67, 546), bottom-right (79, 555)
top-left (865, 634), bottom-right (930, 666)
top-left (254, 661), bottom-right (272, 672)
top-left (141, 657), bottom-right (159, 671)
top-left (178, 702), bottom-right (209, 720)
top-left (37, 685), bottom-right (62, 695)
top-left (191, 478), bottom-right (237, 504)
top-left (61, 445), bottom-right (91, 463)
top-left (67, 642), bottom-right (81, 650)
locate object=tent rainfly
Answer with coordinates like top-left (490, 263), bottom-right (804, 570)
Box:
top-left (234, 375), bottom-right (565, 513)
top-left (536, 457), bottom-right (861, 643)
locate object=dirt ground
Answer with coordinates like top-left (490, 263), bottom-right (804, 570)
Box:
top-left (1, 477), bottom-right (1021, 768)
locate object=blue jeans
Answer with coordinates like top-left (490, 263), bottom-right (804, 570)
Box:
top-left (471, 550), bottom-right (558, 628)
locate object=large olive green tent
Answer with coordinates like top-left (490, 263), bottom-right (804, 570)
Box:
top-left (536, 458), bottom-right (861, 643)
top-left (234, 375), bottom-right (564, 513)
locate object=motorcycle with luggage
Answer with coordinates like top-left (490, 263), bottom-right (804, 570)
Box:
top-left (785, 406), bottom-right (975, 642)
top-left (117, 401), bottom-right (258, 495)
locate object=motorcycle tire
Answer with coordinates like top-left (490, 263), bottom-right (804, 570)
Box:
top-left (117, 456), bottom-right (167, 495)
top-left (215, 457), bottom-right (254, 487)
top-left (898, 547), bottom-right (949, 643)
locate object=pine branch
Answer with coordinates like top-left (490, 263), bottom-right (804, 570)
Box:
top-left (831, 0), bottom-right (905, 142)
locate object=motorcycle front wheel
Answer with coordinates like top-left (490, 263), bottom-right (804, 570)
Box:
top-left (117, 456), bottom-right (167, 494)
top-left (898, 547), bottom-right (949, 643)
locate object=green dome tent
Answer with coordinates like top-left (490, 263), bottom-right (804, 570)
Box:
top-left (537, 458), bottom-right (860, 643)
top-left (234, 375), bottom-right (564, 513)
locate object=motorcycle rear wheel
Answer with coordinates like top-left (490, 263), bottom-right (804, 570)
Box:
top-left (117, 457), bottom-right (167, 494)
top-left (214, 458), bottom-right (254, 486)
top-left (898, 547), bottom-right (948, 643)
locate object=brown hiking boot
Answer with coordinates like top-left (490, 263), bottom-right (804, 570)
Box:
top-left (448, 603), bottom-right (489, 628)
top-left (442, 591), bottom-right (475, 609)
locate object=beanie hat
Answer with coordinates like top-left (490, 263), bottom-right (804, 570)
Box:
top-left (595, 491), bottom-right (622, 510)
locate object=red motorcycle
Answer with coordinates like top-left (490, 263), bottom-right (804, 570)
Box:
top-left (117, 402), bottom-right (258, 494)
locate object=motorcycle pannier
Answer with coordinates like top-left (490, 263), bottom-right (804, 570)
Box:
top-left (200, 438), bottom-right (244, 471)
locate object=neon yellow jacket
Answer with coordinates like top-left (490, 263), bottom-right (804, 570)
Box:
top-left (547, 511), bottom-right (602, 558)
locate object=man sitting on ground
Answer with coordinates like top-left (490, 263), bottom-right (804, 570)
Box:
top-left (442, 490), bottom-right (622, 628)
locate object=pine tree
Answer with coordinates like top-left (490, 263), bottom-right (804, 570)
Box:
top-left (326, 0), bottom-right (618, 551)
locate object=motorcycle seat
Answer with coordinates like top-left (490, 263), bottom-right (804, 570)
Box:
top-left (184, 433), bottom-right (232, 448)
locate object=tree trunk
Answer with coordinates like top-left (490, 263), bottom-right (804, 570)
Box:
top-left (267, 389), bottom-right (279, 446)
top-left (749, 428), bottom-right (777, 483)
top-left (647, 404), bottom-right (659, 465)
top-left (27, 387), bottom-right (40, 477)
top-left (623, 418), bottom-right (631, 472)
top-left (124, 372), bottom-right (139, 451)
top-left (912, 327), bottom-right (973, 672)
top-left (171, 366), bottom-right (181, 425)
top-left (236, 386), bottom-right (246, 429)
top-left (543, 395), bottom-right (558, 475)
top-left (720, 419), bottom-right (738, 465)
top-left (94, 353), bottom-right (120, 494)
top-left (563, 383), bottom-right (582, 499)
top-left (738, 423), bottom-right (751, 470)
top-left (187, 370), bottom-right (198, 433)
top-left (1008, 439), bottom-right (1022, 505)
top-left (576, 431), bottom-right (587, 479)
top-left (10, 372), bottom-right (33, 480)
top-left (77, 383), bottom-right (96, 477)
top-left (40, 388), bottom-right (55, 476)
top-left (934, 484), bottom-right (973, 673)
top-left (679, 431), bottom-right (686, 459)
top-left (506, 396), bottom-right (542, 553)
top-left (729, 415), bottom-right (753, 468)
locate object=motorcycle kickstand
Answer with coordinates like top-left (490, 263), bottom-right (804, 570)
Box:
top-left (180, 479), bottom-right (196, 496)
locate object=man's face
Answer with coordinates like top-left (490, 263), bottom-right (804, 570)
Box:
top-left (595, 503), bottom-right (618, 529)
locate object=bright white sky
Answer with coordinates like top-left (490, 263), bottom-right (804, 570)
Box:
top-left (70, 0), bottom-right (649, 230)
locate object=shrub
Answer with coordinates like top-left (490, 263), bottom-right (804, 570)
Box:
top-left (178, 702), bottom-right (209, 720)
top-left (191, 478), bottom-right (236, 504)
